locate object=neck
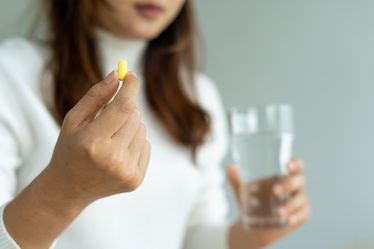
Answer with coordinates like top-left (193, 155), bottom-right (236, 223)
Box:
top-left (95, 27), bottom-right (148, 77)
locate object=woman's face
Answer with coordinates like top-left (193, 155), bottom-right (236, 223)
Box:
top-left (96, 0), bottom-right (186, 39)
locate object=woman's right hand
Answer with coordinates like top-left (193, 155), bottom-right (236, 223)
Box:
top-left (44, 70), bottom-right (151, 206)
top-left (4, 70), bottom-right (151, 249)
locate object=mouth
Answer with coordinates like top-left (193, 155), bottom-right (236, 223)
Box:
top-left (135, 3), bottom-right (164, 19)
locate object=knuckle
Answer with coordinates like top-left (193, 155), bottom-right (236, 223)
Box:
top-left (80, 137), bottom-right (100, 157)
top-left (302, 193), bottom-right (309, 203)
top-left (107, 153), bottom-right (124, 170)
top-left (134, 107), bottom-right (142, 119)
top-left (286, 201), bottom-right (294, 211)
top-left (290, 178), bottom-right (298, 189)
top-left (290, 175), bottom-right (304, 189)
top-left (122, 168), bottom-right (139, 191)
top-left (62, 110), bottom-right (75, 128)
top-left (144, 140), bottom-right (151, 151)
top-left (118, 97), bottom-right (136, 114)
top-left (128, 77), bottom-right (141, 91)
top-left (299, 175), bottom-right (307, 186)
top-left (132, 176), bottom-right (143, 191)
top-left (140, 141), bottom-right (151, 162)
top-left (127, 179), bottom-right (140, 192)
top-left (282, 178), bottom-right (292, 189)
top-left (132, 108), bottom-right (142, 122)
top-left (87, 84), bottom-right (105, 100)
top-left (295, 194), bottom-right (303, 206)
top-left (64, 109), bottom-right (74, 121)
top-left (123, 162), bottom-right (137, 179)
top-left (138, 123), bottom-right (146, 136)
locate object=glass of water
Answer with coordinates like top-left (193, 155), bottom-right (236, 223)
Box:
top-left (229, 104), bottom-right (294, 230)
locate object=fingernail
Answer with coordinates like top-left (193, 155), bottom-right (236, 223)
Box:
top-left (273, 184), bottom-right (284, 196)
top-left (278, 207), bottom-right (287, 217)
top-left (128, 71), bottom-right (137, 78)
top-left (288, 162), bottom-right (296, 171)
top-left (289, 215), bottom-right (298, 225)
top-left (105, 71), bottom-right (114, 84)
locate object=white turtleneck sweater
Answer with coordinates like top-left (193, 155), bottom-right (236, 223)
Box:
top-left (0, 28), bottom-right (231, 249)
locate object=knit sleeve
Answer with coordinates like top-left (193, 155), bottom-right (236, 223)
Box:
top-left (0, 38), bottom-right (56, 249)
top-left (0, 89), bottom-right (57, 249)
top-left (182, 74), bottom-right (231, 249)
top-left (0, 101), bottom-right (22, 249)
top-left (0, 54), bottom-right (25, 249)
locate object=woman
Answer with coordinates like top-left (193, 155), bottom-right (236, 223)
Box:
top-left (0, 0), bottom-right (310, 248)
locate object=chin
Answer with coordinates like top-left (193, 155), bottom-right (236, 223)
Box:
top-left (126, 23), bottom-right (166, 40)
top-left (132, 29), bottom-right (162, 40)
top-left (124, 11), bottom-right (176, 40)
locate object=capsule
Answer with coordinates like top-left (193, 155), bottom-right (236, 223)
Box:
top-left (118, 59), bottom-right (128, 81)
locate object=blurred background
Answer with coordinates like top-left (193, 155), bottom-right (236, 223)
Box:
top-left (1, 0), bottom-right (373, 248)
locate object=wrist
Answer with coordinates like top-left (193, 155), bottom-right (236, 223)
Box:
top-left (31, 164), bottom-right (90, 219)
top-left (3, 165), bottom-right (89, 249)
top-left (228, 220), bottom-right (269, 249)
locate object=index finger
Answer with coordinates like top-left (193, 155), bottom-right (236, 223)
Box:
top-left (226, 164), bottom-right (241, 203)
top-left (88, 72), bottom-right (141, 136)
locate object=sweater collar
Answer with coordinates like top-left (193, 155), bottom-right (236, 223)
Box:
top-left (95, 27), bottom-right (148, 77)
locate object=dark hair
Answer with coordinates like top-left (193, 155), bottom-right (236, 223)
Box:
top-left (44, 0), bottom-right (210, 160)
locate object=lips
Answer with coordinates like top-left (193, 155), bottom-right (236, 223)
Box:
top-left (135, 3), bottom-right (164, 19)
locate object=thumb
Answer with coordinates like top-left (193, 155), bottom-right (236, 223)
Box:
top-left (227, 164), bottom-right (241, 202)
top-left (63, 71), bottom-right (119, 129)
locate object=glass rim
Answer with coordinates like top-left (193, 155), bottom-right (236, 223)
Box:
top-left (228, 103), bottom-right (294, 135)
top-left (228, 103), bottom-right (293, 114)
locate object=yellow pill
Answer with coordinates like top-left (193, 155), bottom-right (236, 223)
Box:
top-left (118, 59), bottom-right (128, 81)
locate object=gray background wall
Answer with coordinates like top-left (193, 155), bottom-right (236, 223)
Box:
top-left (194, 1), bottom-right (374, 249)
top-left (1, 0), bottom-right (374, 249)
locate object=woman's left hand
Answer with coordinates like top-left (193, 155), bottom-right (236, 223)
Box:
top-left (226, 158), bottom-right (311, 249)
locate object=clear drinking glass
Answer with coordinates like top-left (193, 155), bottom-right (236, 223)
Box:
top-left (229, 104), bottom-right (294, 229)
